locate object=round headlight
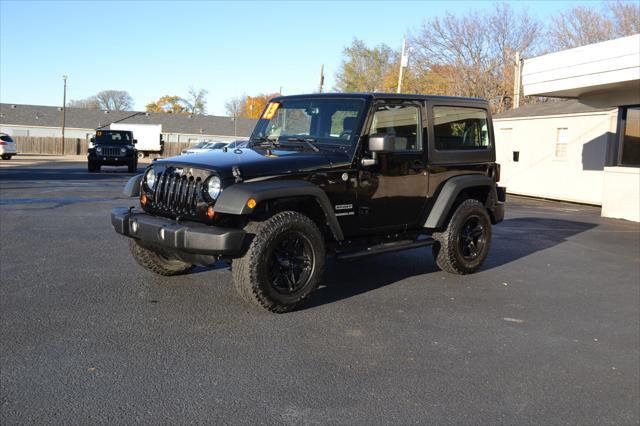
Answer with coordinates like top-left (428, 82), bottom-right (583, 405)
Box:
top-left (206, 175), bottom-right (221, 200)
top-left (145, 168), bottom-right (156, 189)
top-left (120, 147), bottom-right (127, 154)
top-left (96, 147), bottom-right (102, 153)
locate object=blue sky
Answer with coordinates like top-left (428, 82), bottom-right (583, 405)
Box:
top-left (1, 0), bottom-right (586, 116)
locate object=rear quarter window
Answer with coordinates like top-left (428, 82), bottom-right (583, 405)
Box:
top-left (433, 106), bottom-right (489, 150)
top-left (0, 135), bottom-right (15, 143)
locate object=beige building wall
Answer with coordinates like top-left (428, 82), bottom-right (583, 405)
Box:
top-left (494, 110), bottom-right (617, 205)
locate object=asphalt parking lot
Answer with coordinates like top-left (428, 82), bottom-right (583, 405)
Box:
top-left (1, 156), bottom-right (639, 425)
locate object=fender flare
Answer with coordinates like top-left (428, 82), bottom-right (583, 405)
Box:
top-left (215, 180), bottom-right (344, 241)
top-left (424, 174), bottom-right (496, 229)
top-left (123, 174), bottom-right (143, 197)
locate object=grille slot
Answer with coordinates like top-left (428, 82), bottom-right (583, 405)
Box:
top-left (100, 146), bottom-right (123, 156)
top-left (153, 171), bottom-right (200, 215)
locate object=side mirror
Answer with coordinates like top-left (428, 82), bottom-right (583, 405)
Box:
top-left (132, 139), bottom-right (138, 144)
top-left (368, 134), bottom-right (395, 153)
top-left (90, 137), bottom-right (95, 143)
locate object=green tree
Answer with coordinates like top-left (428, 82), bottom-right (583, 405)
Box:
top-left (334, 39), bottom-right (398, 92)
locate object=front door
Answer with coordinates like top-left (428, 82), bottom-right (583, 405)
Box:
top-left (357, 100), bottom-right (429, 232)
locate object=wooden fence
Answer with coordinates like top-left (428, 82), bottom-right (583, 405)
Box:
top-left (12, 136), bottom-right (190, 158)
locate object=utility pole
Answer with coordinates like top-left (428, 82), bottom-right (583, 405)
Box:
top-left (513, 52), bottom-right (522, 109)
top-left (61, 75), bottom-right (68, 154)
top-left (318, 64), bottom-right (325, 93)
top-left (397, 38), bottom-right (409, 93)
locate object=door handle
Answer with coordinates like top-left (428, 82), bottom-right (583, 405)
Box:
top-left (409, 160), bottom-right (425, 172)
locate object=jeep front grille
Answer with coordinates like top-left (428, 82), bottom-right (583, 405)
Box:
top-left (152, 171), bottom-right (202, 216)
top-left (101, 147), bottom-right (123, 157)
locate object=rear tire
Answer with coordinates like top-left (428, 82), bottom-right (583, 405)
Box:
top-left (232, 211), bottom-right (325, 313)
top-left (129, 240), bottom-right (193, 276)
top-left (1, 154), bottom-right (11, 160)
top-left (432, 199), bottom-right (492, 275)
top-left (137, 152), bottom-right (145, 160)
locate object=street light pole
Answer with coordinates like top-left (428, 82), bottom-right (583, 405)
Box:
top-left (62, 75), bottom-right (67, 154)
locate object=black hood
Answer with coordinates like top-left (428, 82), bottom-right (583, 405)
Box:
top-left (155, 147), bottom-right (352, 179)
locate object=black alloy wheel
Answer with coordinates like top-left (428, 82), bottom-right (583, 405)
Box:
top-left (457, 215), bottom-right (486, 261)
top-left (267, 231), bottom-right (315, 294)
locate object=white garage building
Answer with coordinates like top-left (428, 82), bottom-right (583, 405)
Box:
top-left (495, 34), bottom-right (640, 222)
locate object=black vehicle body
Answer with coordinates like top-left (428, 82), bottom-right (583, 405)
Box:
top-left (112, 93), bottom-right (506, 311)
top-left (88, 130), bottom-right (138, 172)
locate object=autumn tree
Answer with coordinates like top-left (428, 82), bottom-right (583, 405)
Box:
top-left (145, 95), bottom-right (187, 113)
top-left (183, 87), bottom-right (208, 115)
top-left (68, 90), bottom-right (133, 110)
top-left (548, 1), bottom-right (640, 51)
top-left (334, 39), bottom-right (398, 92)
top-left (243, 93), bottom-right (281, 119)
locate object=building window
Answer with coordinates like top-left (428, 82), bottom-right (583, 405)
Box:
top-left (554, 127), bottom-right (568, 160)
top-left (619, 106), bottom-right (640, 166)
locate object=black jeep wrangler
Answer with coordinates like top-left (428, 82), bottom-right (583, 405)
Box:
top-left (111, 93), bottom-right (505, 312)
top-left (88, 130), bottom-right (138, 173)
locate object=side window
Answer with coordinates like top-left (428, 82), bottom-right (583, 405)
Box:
top-left (433, 106), bottom-right (489, 150)
top-left (369, 104), bottom-right (421, 151)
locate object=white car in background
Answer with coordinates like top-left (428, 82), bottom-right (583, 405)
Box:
top-left (0, 133), bottom-right (17, 160)
top-left (181, 141), bottom-right (229, 155)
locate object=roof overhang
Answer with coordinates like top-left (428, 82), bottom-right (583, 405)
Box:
top-left (522, 34), bottom-right (640, 103)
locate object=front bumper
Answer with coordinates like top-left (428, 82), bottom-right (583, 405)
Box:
top-left (90, 155), bottom-right (134, 166)
top-left (111, 207), bottom-right (245, 255)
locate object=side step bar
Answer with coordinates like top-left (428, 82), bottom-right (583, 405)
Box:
top-left (336, 238), bottom-right (436, 261)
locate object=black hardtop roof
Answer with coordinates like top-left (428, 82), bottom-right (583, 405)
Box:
top-left (273, 92), bottom-right (487, 104)
top-left (99, 129), bottom-right (132, 133)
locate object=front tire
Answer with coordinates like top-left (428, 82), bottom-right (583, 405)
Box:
top-left (232, 211), bottom-right (325, 313)
top-left (88, 162), bottom-right (100, 172)
top-left (129, 240), bottom-right (193, 276)
top-left (128, 161), bottom-right (137, 173)
top-left (432, 199), bottom-right (492, 275)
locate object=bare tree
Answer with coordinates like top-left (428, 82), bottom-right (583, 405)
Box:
top-left (224, 96), bottom-right (245, 117)
top-left (67, 97), bottom-right (100, 109)
top-left (608, 0), bottom-right (640, 37)
top-left (548, 2), bottom-right (639, 51)
top-left (94, 90), bottom-right (134, 110)
top-left (409, 3), bottom-right (541, 111)
top-left (184, 87), bottom-right (208, 115)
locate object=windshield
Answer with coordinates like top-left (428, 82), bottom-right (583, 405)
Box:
top-left (95, 131), bottom-right (132, 144)
top-left (251, 98), bottom-right (366, 153)
top-left (191, 141), bottom-right (211, 149)
top-left (206, 142), bottom-right (228, 149)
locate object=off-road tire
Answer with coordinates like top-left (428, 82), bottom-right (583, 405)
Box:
top-left (128, 161), bottom-right (137, 173)
top-left (432, 199), bottom-right (492, 275)
top-left (1, 154), bottom-right (12, 160)
top-left (232, 211), bottom-right (325, 313)
top-left (129, 239), bottom-right (193, 276)
top-left (88, 162), bottom-right (100, 172)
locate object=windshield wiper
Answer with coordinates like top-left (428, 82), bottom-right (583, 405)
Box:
top-left (286, 137), bottom-right (320, 152)
top-left (250, 136), bottom-right (279, 148)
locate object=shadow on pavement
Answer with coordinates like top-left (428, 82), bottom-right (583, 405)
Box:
top-left (305, 217), bottom-right (597, 309)
top-left (0, 165), bottom-right (140, 181)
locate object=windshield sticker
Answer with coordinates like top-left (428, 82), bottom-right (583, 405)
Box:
top-left (262, 102), bottom-right (280, 120)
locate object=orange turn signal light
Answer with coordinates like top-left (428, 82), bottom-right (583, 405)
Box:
top-left (247, 198), bottom-right (257, 209)
top-left (206, 205), bottom-right (215, 219)
top-left (262, 102), bottom-right (280, 120)
top-left (140, 194), bottom-right (148, 206)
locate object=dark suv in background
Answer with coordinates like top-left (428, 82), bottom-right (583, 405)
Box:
top-left (88, 130), bottom-right (138, 173)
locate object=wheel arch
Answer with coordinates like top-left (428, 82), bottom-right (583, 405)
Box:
top-left (424, 174), bottom-right (496, 230)
top-left (215, 180), bottom-right (344, 241)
